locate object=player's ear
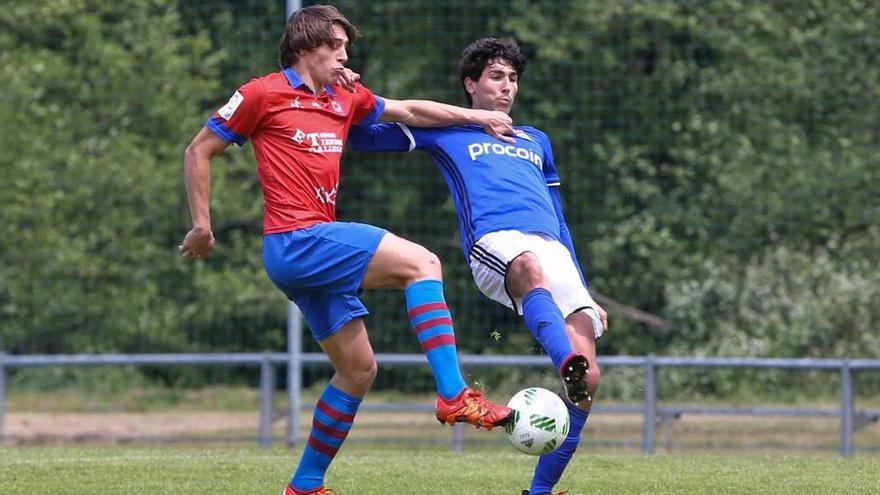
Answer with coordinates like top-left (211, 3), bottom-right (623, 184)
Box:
top-left (464, 77), bottom-right (477, 95)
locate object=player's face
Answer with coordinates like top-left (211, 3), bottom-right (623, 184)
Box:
top-left (300, 24), bottom-right (349, 87)
top-left (466, 60), bottom-right (519, 114)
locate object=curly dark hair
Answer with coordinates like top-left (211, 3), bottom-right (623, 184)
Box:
top-left (459, 38), bottom-right (528, 106)
top-left (279, 5), bottom-right (358, 68)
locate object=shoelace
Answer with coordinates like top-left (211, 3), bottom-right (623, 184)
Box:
top-left (458, 391), bottom-right (494, 420)
top-left (468, 390), bottom-right (497, 409)
top-left (450, 398), bottom-right (482, 418)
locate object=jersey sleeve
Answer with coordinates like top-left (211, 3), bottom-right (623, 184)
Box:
top-left (348, 122), bottom-right (438, 153)
top-left (350, 83), bottom-right (386, 128)
top-left (536, 126), bottom-right (585, 285)
top-left (206, 79), bottom-right (266, 147)
top-left (531, 128), bottom-right (561, 186)
top-left (550, 186), bottom-right (589, 288)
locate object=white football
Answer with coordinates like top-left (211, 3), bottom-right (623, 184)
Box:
top-left (504, 387), bottom-right (570, 456)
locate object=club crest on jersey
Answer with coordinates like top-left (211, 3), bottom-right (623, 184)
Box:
top-left (290, 96), bottom-right (302, 109)
top-left (513, 129), bottom-right (534, 142)
top-left (467, 142), bottom-right (543, 168)
top-left (331, 100), bottom-right (344, 114)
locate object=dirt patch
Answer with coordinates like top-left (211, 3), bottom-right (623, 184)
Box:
top-left (3, 410), bottom-right (879, 453)
top-left (3, 411), bottom-right (259, 444)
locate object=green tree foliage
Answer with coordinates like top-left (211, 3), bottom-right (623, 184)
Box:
top-left (0, 0), bottom-right (284, 356)
top-left (331, 0), bottom-right (879, 362)
top-left (500, 0), bottom-right (880, 357)
top-left (2, 0), bottom-right (877, 396)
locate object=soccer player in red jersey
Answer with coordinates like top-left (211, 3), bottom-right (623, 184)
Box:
top-left (177, 6), bottom-right (512, 495)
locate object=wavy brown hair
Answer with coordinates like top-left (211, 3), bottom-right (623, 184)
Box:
top-left (279, 5), bottom-right (359, 68)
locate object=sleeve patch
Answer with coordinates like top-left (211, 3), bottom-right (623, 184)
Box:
top-left (217, 91), bottom-right (244, 121)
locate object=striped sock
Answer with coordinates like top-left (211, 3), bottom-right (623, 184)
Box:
top-left (529, 402), bottom-right (589, 494)
top-left (522, 288), bottom-right (575, 372)
top-left (405, 279), bottom-right (467, 400)
top-left (291, 384), bottom-right (361, 493)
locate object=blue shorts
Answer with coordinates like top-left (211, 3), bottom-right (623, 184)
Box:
top-left (263, 222), bottom-right (387, 341)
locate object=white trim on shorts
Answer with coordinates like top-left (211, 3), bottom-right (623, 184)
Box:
top-left (468, 230), bottom-right (605, 340)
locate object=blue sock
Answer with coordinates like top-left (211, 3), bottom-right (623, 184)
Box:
top-left (291, 384), bottom-right (361, 492)
top-left (522, 288), bottom-right (574, 371)
top-left (529, 402), bottom-right (589, 494)
top-left (405, 279), bottom-right (467, 400)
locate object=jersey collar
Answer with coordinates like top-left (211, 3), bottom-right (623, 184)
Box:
top-left (282, 67), bottom-right (336, 96)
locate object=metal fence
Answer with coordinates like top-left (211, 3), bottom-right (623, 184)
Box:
top-left (2, 350), bottom-right (878, 456)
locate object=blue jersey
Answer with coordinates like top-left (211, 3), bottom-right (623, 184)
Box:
top-left (349, 123), bottom-right (563, 259)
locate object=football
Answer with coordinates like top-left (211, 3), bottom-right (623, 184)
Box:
top-left (504, 387), bottom-right (570, 456)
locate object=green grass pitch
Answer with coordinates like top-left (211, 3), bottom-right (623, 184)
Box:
top-left (1, 445), bottom-right (878, 494)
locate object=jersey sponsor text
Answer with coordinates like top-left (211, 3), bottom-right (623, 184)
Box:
top-left (291, 129), bottom-right (344, 154)
top-left (467, 142), bottom-right (543, 168)
top-left (314, 184), bottom-right (338, 205)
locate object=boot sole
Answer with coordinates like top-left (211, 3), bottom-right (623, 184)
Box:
top-left (561, 354), bottom-right (591, 404)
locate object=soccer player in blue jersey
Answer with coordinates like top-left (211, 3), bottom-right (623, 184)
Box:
top-left (349, 37), bottom-right (608, 495)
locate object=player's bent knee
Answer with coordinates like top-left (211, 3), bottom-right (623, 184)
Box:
top-left (510, 253), bottom-right (542, 277)
top-left (507, 252), bottom-right (545, 295)
top-left (341, 359), bottom-right (378, 389)
top-left (407, 247), bottom-right (442, 282)
top-left (419, 250), bottom-right (443, 278)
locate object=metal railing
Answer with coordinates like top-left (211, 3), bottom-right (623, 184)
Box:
top-left (0, 351), bottom-right (878, 455)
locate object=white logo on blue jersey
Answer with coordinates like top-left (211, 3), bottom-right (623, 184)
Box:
top-left (467, 142), bottom-right (543, 168)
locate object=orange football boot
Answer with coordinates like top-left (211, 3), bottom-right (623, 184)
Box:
top-left (284, 485), bottom-right (338, 495)
top-left (435, 387), bottom-right (512, 429)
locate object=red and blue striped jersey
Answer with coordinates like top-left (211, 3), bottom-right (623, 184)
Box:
top-left (207, 67), bottom-right (384, 234)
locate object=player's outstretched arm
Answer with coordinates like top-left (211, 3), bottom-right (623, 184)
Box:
top-left (179, 127), bottom-right (229, 259)
top-left (380, 98), bottom-right (515, 143)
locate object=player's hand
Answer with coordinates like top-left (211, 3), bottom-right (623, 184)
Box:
top-left (179, 227), bottom-right (214, 260)
top-left (595, 303), bottom-right (609, 333)
top-left (336, 68), bottom-right (360, 92)
top-left (474, 110), bottom-right (516, 143)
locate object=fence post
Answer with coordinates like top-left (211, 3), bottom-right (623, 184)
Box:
top-left (642, 355), bottom-right (657, 454)
top-left (0, 352), bottom-right (6, 445)
top-left (451, 422), bottom-right (466, 453)
top-left (840, 360), bottom-right (854, 457)
top-left (259, 352), bottom-right (276, 449)
top-left (287, 302), bottom-right (304, 448)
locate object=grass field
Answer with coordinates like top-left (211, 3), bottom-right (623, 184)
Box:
top-left (1, 445), bottom-right (879, 495)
